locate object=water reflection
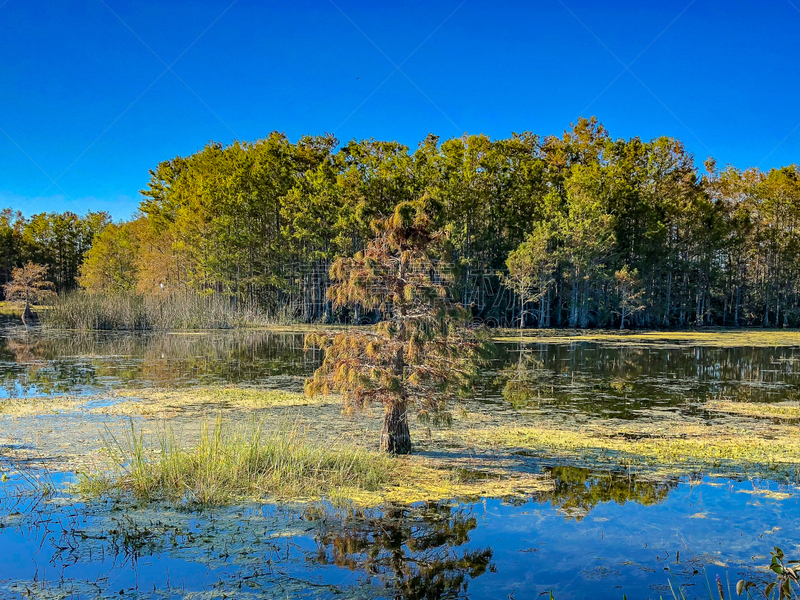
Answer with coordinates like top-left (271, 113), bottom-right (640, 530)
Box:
top-left (2, 319), bottom-right (800, 419)
top-left (534, 466), bottom-right (678, 520)
top-left (0, 322), bottom-right (318, 397)
top-left (1, 469), bottom-right (798, 599)
top-left (313, 503), bottom-right (493, 599)
top-left (494, 341), bottom-right (800, 417)
top-left (0, 490), bottom-right (494, 600)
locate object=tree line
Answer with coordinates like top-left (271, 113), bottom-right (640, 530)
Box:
top-left (18, 117), bottom-right (800, 328)
top-left (0, 209), bottom-right (108, 296)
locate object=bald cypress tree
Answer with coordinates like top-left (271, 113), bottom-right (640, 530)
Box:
top-left (305, 200), bottom-right (490, 454)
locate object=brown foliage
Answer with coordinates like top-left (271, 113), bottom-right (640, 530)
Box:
top-left (3, 262), bottom-right (57, 306)
top-left (305, 201), bottom-right (491, 453)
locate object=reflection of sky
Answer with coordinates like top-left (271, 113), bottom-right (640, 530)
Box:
top-left (0, 476), bottom-right (796, 599)
top-left (469, 477), bottom-right (796, 599)
top-left (1, 323), bottom-right (798, 597)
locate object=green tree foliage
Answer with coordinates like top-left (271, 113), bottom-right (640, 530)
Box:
top-left (10, 116), bottom-right (798, 329)
top-left (78, 218), bottom-right (145, 293)
top-left (504, 222), bottom-right (556, 328)
top-left (305, 201), bottom-right (490, 454)
top-left (613, 265), bottom-right (645, 330)
top-left (0, 209), bottom-right (109, 296)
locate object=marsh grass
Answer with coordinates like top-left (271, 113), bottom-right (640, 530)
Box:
top-left (467, 419), bottom-right (800, 477)
top-left (76, 413), bottom-right (552, 506)
top-left (80, 416), bottom-right (395, 504)
top-left (493, 328), bottom-right (800, 347)
top-left (43, 291), bottom-right (280, 330)
top-left (706, 400), bottom-right (800, 420)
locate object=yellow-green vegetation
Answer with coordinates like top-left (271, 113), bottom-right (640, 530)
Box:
top-left (464, 417), bottom-right (800, 475)
top-left (0, 395), bottom-right (83, 416)
top-left (95, 386), bottom-right (333, 418)
top-left (0, 301), bottom-right (23, 316)
top-left (705, 400), bottom-right (800, 420)
top-left (78, 417), bottom-right (550, 506)
top-left (493, 328), bottom-right (800, 348)
top-left (360, 459), bottom-right (549, 506)
top-left (80, 417), bottom-right (391, 504)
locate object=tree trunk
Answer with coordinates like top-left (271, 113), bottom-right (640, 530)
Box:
top-left (569, 271), bottom-right (579, 328)
top-left (579, 280), bottom-right (589, 329)
top-left (22, 302), bottom-right (39, 326)
top-left (380, 400), bottom-right (411, 454)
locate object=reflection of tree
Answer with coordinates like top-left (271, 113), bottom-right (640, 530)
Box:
top-left (497, 348), bottom-right (549, 409)
top-left (534, 466), bottom-right (677, 521)
top-left (0, 329), bottom-right (321, 393)
top-left (313, 502), bottom-right (493, 599)
top-left (496, 343), bottom-right (800, 416)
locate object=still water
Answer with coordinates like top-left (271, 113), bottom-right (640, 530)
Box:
top-left (2, 319), bottom-right (800, 599)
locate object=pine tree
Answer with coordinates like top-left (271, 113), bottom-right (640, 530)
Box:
top-left (305, 200), bottom-right (491, 454)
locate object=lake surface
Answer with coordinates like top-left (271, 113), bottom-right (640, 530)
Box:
top-left (2, 319), bottom-right (800, 599)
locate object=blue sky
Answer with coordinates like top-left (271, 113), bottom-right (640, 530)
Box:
top-left (1, 0), bottom-right (798, 220)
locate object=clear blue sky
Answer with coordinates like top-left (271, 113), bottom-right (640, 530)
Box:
top-left (1, 0), bottom-right (798, 220)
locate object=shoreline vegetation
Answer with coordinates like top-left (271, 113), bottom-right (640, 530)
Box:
top-left (33, 294), bottom-right (800, 352)
top-left (42, 291), bottom-right (281, 330)
top-left (76, 416), bottom-right (552, 506)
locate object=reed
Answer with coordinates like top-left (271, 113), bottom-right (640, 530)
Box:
top-left (42, 291), bottom-right (284, 330)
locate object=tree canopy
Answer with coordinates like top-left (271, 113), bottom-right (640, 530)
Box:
top-left (305, 200), bottom-right (490, 453)
top-left (5, 117), bottom-right (800, 329)
top-left (3, 262), bottom-right (57, 306)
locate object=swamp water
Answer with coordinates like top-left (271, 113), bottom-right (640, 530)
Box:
top-left (2, 319), bottom-right (800, 599)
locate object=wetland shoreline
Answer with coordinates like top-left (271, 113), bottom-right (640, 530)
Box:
top-left (4, 325), bottom-right (800, 598)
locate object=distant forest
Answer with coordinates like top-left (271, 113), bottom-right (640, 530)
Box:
top-left (6, 117), bottom-right (800, 328)
top-left (0, 209), bottom-right (108, 294)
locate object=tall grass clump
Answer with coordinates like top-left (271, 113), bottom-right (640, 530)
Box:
top-left (43, 290), bottom-right (279, 330)
top-left (80, 417), bottom-right (395, 505)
